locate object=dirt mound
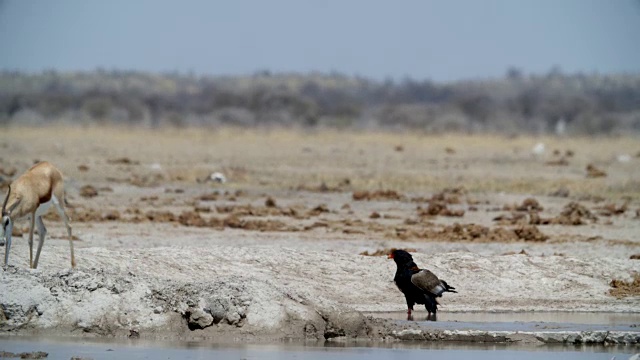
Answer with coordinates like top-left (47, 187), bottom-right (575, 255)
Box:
top-left (609, 274), bottom-right (640, 298)
top-left (586, 164), bottom-right (607, 178)
top-left (352, 190), bottom-right (403, 201)
top-left (554, 202), bottom-right (598, 225)
top-left (527, 202), bottom-right (598, 226)
top-left (504, 198), bottom-right (544, 212)
top-left (223, 216), bottom-right (297, 232)
top-left (359, 247), bottom-right (417, 256)
top-left (545, 158), bottom-right (569, 166)
top-left (79, 185), bottom-right (99, 198)
top-left (436, 223), bottom-right (548, 243)
top-left (296, 179), bottom-right (351, 193)
top-left (417, 203), bottom-right (464, 217)
top-left (595, 202), bottom-right (628, 216)
top-left (107, 157), bottom-right (140, 165)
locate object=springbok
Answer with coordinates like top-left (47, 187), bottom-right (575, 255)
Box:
top-left (1, 161), bottom-right (75, 268)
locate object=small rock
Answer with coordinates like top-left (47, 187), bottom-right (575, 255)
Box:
top-left (187, 307), bottom-right (213, 330)
top-left (209, 299), bottom-right (228, 323)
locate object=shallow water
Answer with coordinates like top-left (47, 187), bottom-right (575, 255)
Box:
top-left (368, 311), bottom-right (640, 325)
top-left (0, 337), bottom-right (637, 360)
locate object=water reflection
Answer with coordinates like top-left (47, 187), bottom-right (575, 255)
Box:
top-left (0, 336), bottom-right (636, 360)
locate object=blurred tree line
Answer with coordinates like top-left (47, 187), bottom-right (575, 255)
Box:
top-left (0, 68), bottom-right (639, 135)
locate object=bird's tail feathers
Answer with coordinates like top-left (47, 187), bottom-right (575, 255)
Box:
top-left (441, 280), bottom-right (458, 293)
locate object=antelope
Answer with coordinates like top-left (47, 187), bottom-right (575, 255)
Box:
top-left (1, 161), bottom-right (75, 269)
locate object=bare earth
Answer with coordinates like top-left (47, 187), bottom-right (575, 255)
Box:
top-left (0, 127), bottom-right (639, 344)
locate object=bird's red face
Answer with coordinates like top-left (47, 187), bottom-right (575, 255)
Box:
top-left (387, 252), bottom-right (394, 259)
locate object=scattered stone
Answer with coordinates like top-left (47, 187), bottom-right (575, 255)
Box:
top-left (77, 164), bottom-right (89, 172)
top-left (186, 307), bottom-right (214, 330)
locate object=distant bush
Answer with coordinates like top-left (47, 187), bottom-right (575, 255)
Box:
top-left (0, 69), bottom-right (639, 134)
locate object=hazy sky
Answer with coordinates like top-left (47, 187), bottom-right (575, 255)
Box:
top-left (1, 0), bottom-right (639, 81)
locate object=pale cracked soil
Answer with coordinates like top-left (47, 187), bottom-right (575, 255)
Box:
top-left (1, 127), bottom-right (640, 344)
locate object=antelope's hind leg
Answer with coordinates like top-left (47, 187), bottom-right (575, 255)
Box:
top-left (32, 215), bottom-right (47, 269)
top-left (53, 195), bottom-right (75, 268)
top-left (28, 213), bottom-right (36, 268)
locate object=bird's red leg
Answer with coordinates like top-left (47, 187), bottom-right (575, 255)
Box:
top-left (407, 308), bottom-right (413, 321)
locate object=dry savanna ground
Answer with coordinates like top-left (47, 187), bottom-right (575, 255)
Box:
top-left (0, 126), bottom-right (639, 341)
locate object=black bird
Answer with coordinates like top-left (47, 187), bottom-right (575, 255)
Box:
top-left (388, 249), bottom-right (457, 321)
